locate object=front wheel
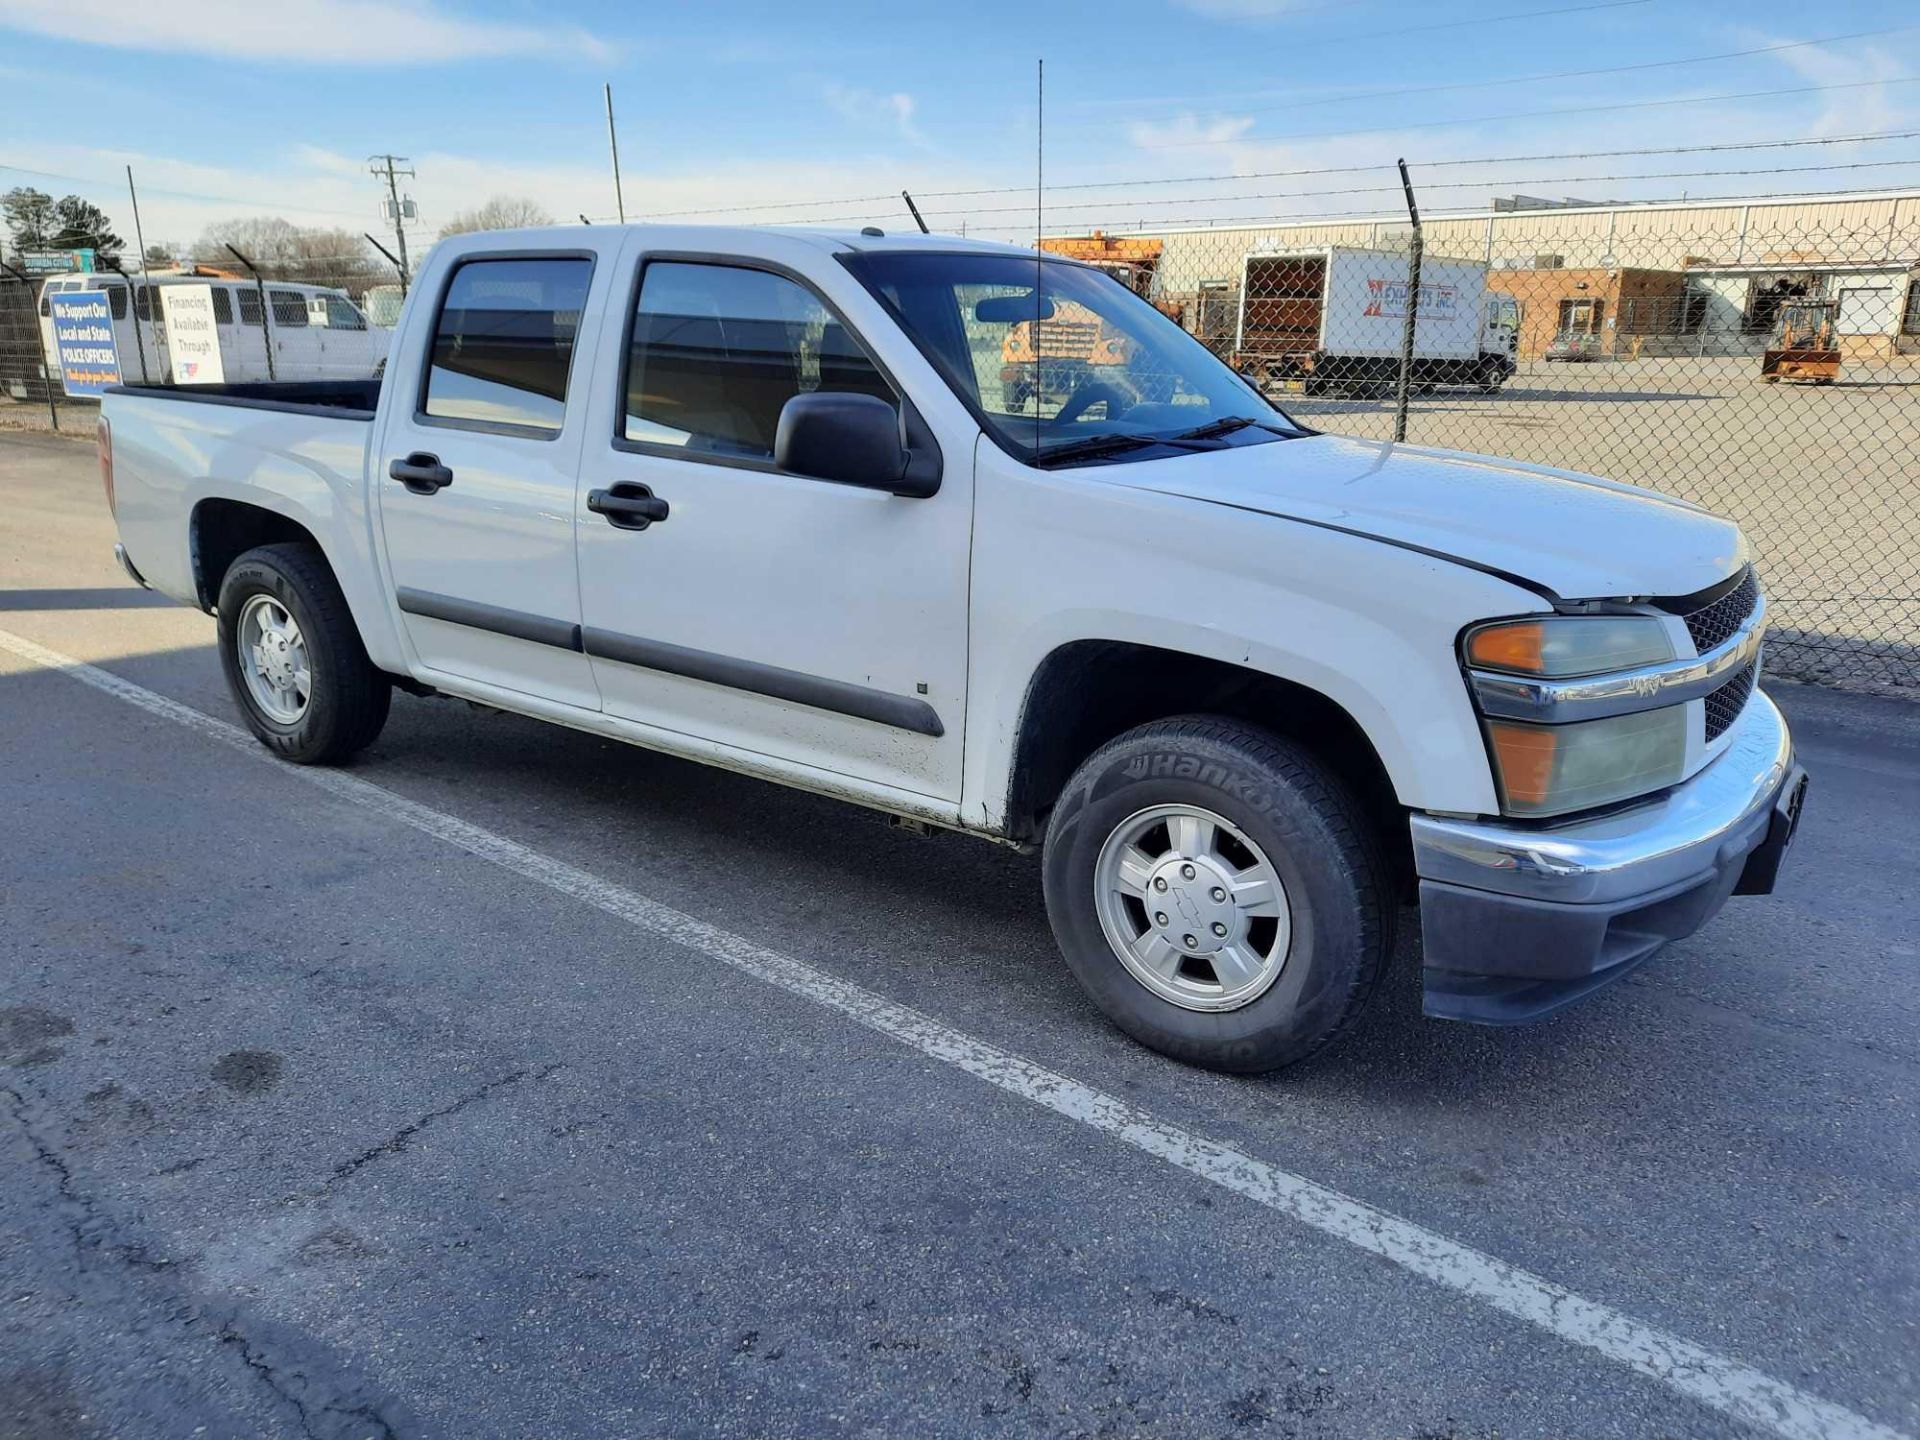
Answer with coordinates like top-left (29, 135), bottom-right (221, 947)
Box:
top-left (216, 543), bottom-right (391, 764)
top-left (1042, 717), bottom-right (1393, 1073)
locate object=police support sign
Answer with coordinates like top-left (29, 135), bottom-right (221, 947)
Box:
top-left (48, 291), bottom-right (123, 397)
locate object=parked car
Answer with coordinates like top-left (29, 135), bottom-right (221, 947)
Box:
top-left (97, 225), bottom-right (1807, 1073)
top-left (39, 272), bottom-right (391, 386)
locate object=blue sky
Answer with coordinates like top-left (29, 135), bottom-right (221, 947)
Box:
top-left (1, 0), bottom-right (1916, 251)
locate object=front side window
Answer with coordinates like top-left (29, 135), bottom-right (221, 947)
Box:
top-left (324, 294), bottom-right (367, 330)
top-left (211, 287), bottom-right (234, 325)
top-left (237, 288), bottom-right (262, 326)
top-left (843, 252), bottom-right (1301, 468)
top-left (423, 257), bottom-right (592, 434)
top-left (270, 289), bottom-right (308, 327)
top-left (108, 286), bottom-right (128, 321)
top-left (624, 261), bottom-right (893, 458)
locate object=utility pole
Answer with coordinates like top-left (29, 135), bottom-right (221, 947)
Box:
top-left (369, 154), bottom-right (416, 293)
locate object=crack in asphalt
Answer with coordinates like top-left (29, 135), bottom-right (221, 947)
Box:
top-left (4, 1083), bottom-right (413, 1440)
top-left (325, 1063), bottom-right (564, 1187)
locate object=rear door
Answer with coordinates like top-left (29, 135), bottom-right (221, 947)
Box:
top-left (375, 245), bottom-right (614, 710)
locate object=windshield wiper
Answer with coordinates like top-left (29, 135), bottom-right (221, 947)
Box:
top-left (1032, 434), bottom-right (1171, 467)
top-left (1172, 415), bottom-right (1294, 442)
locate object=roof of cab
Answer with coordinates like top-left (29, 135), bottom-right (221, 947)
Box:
top-left (444, 222), bottom-right (1036, 259)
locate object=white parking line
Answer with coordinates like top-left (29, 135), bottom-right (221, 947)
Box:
top-left (2, 623), bottom-right (1906, 1440)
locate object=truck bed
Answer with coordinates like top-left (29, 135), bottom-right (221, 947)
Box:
top-left (106, 379), bottom-right (382, 420)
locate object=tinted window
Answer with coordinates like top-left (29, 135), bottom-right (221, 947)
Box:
top-left (109, 287), bottom-right (128, 321)
top-left (237, 288), bottom-right (262, 326)
top-left (625, 261), bottom-right (893, 457)
top-left (211, 287), bottom-right (234, 325)
top-left (270, 289), bottom-right (308, 327)
top-left (424, 258), bottom-right (592, 433)
top-left (132, 284), bottom-right (149, 320)
top-left (324, 294), bottom-right (366, 331)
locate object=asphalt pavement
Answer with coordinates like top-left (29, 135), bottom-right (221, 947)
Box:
top-left (2, 428), bottom-right (1916, 1440)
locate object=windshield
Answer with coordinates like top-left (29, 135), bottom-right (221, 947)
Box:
top-left (842, 251), bottom-right (1306, 467)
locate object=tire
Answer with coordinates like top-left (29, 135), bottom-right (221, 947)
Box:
top-left (216, 542), bottom-right (391, 764)
top-left (1042, 716), bottom-right (1393, 1073)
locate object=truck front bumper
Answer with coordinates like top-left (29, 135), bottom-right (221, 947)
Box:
top-left (1409, 692), bottom-right (1807, 1024)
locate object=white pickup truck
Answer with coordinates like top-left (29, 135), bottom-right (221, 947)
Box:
top-left (99, 225), bottom-right (1807, 1073)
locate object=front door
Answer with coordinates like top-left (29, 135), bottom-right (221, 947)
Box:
top-left (574, 249), bottom-right (972, 802)
top-left (377, 249), bottom-right (611, 710)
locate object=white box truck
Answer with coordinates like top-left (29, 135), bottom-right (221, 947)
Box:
top-left (1233, 246), bottom-right (1516, 396)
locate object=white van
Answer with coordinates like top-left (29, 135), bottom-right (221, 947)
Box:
top-left (38, 273), bottom-right (392, 387)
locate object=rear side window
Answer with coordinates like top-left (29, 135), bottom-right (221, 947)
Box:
top-left (131, 285), bottom-right (148, 320)
top-left (270, 289), bottom-right (308, 327)
top-left (109, 287), bottom-right (128, 321)
top-left (237, 288), bottom-right (262, 326)
top-left (423, 257), bottom-right (593, 434)
top-left (624, 261), bottom-right (893, 457)
top-left (211, 288), bottom-right (234, 325)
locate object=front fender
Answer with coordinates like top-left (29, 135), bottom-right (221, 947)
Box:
top-left (962, 453), bottom-right (1547, 828)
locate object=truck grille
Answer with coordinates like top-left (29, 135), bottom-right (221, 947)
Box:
top-left (1682, 568), bottom-right (1758, 653)
top-left (1704, 658), bottom-right (1758, 742)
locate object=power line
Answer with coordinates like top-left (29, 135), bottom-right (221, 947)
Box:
top-left (1105, 24), bottom-right (1917, 129)
top-left (633, 127), bottom-right (1920, 220)
top-left (0, 161), bottom-right (374, 224)
top-left (1136, 75), bottom-right (1920, 149)
top-left (901, 157), bottom-right (1920, 221)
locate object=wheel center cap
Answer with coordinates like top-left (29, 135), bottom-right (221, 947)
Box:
top-left (1149, 858), bottom-right (1236, 954)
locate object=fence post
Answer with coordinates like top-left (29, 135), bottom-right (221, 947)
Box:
top-left (1392, 158), bottom-right (1423, 445)
top-left (105, 261), bottom-right (153, 385)
top-left (225, 245), bottom-right (275, 381)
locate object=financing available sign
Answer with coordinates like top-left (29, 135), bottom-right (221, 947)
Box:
top-left (47, 291), bottom-right (122, 397)
top-left (1363, 278), bottom-right (1460, 322)
top-left (160, 283), bottom-right (225, 385)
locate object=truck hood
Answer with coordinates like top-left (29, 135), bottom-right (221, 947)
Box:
top-left (1115, 434), bottom-right (1746, 600)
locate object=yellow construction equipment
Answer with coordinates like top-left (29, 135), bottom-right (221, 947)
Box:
top-left (1760, 299), bottom-right (1840, 385)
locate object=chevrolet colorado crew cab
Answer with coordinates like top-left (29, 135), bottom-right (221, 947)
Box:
top-left (100, 225), bottom-right (1808, 1073)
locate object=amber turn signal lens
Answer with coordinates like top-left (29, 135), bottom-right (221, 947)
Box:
top-left (1466, 621), bottom-right (1545, 674)
top-left (1485, 720), bottom-right (1558, 808)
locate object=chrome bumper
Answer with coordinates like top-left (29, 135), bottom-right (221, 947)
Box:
top-left (1410, 693), bottom-right (1806, 1023)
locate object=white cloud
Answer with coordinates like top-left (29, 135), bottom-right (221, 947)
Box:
top-left (0, 0), bottom-right (614, 64)
top-left (821, 84), bottom-right (924, 144)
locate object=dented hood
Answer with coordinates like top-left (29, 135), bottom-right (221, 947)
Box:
top-left (1117, 434), bottom-right (1747, 600)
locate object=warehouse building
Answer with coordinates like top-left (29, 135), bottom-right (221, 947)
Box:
top-left (1051, 189), bottom-right (1920, 363)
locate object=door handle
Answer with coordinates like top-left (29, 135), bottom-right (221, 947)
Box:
top-left (389, 452), bottom-right (453, 495)
top-left (588, 484), bottom-right (669, 530)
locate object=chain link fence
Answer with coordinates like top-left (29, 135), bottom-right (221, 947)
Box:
top-left (3, 185), bottom-right (1915, 693)
top-left (1035, 202), bottom-right (1920, 693)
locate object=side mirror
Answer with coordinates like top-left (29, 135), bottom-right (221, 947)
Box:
top-left (775, 392), bottom-right (917, 494)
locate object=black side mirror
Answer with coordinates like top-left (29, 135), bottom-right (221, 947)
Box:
top-left (776, 392), bottom-right (932, 495)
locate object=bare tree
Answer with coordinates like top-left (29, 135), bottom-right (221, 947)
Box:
top-left (191, 218), bottom-right (392, 297)
top-left (438, 195), bottom-right (553, 239)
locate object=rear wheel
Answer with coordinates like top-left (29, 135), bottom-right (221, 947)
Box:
top-left (216, 543), bottom-right (390, 764)
top-left (1042, 717), bottom-right (1393, 1073)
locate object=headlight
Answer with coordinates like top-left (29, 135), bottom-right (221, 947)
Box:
top-left (1466, 615), bottom-right (1674, 677)
top-left (1484, 707), bottom-right (1688, 818)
